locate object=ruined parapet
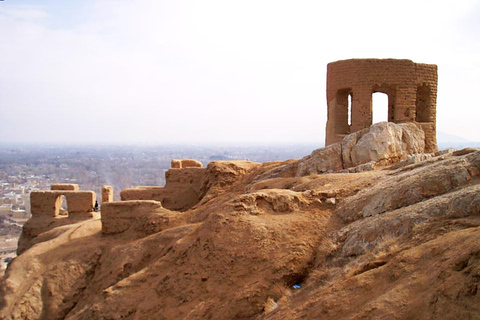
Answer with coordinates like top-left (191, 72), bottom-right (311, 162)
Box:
top-left (171, 159), bottom-right (182, 168)
top-left (102, 185), bottom-right (114, 203)
top-left (121, 159), bottom-right (206, 211)
top-left (67, 191), bottom-right (96, 216)
top-left (171, 159), bottom-right (203, 169)
top-left (30, 191), bottom-right (61, 216)
top-left (19, 187), bottom-right (97, 254)
top-left (51, 184), bottom-right (79, 191)
top-left (326, 59), bottom-right (437, 152)
top-left (30, 190), bottom-right (96, 218)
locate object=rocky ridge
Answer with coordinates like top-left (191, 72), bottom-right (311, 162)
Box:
top-left (1, 122), bottom-right (479, 320)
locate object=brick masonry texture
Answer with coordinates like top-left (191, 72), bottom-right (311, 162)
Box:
top-left (326, 59), bottom-right (438, 152)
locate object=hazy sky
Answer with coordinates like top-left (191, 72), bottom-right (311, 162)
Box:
top-left (1, 0), bottom-right (479, 144)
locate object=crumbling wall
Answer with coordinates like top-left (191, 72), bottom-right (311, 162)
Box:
top-left (102, 185), bottom-right (114, 203)
top-left (171, 159), bottom-right (203, 169)
top-left (121, 160), bottom-right (206, 211)
top-left (67, 192), bottom-right (96, 216)
top-left (30, 190), bottom-right (96, 218)
top-left (326, 59), bottom-right (437, 152)
top-left (51, 184), bottom-right (79, 191)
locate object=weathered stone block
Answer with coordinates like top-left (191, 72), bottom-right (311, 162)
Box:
top-left (30, 191), bottom-right (59, 217)
top-left (181, 159), bottom-right (203, 168)
top-left (51, 184), bottom-right (79, 191)
top-left (67, 191), bottom-right (95, 216)
top-left (171, 159), bottom-right (203, 168)
top-left (102, 185), bottom-right (114, 203)
top-left (171, 159), bottom-right (182, 168)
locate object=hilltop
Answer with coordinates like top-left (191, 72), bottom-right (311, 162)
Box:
top-left (1, 121), bottom-right (479, 319)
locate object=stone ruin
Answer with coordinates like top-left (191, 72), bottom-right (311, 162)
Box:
top-left (102, 185), bottom-right (114, 203)
top-left (326, 59), bottom-right (438, 152)
top-left (30, 184), bottom-right (96, 219)
top-left (20, 184), bottom-right (109, 253)
top-left (27, 159), bottom-right (205, 224)
top-left (120, 159), bottom-right (205, 211)
top-left (30, 184), bottom-right (114, 219)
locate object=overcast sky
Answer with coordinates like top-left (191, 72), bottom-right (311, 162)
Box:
top-left (1, 0), bottom-right (479, 145)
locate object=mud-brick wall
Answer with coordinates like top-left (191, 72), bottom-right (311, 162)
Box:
top-left (121, 167), bottom-right (206, 211)
top-left (326, 59), bottom-right (437, 152)
top-left (30, 190), bottom-right (96, 217)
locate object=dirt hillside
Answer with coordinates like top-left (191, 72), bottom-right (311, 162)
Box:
top-left (1, 124), bottom-right (479, 320)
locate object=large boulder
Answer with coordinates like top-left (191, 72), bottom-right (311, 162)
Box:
top-left (255, 122), bottom-right (427, 180)
top-left (343, 122), bottom-right (425, 168)
top-left (296, 122), bottom-right (426, 176)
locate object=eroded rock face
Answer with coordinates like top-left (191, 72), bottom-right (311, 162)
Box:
top-left (198, 160), bottom-right (262, 204)
top-left (336, 149), bottom-right (480, 222)
top-left (296, 143), bottom-right (343, 176)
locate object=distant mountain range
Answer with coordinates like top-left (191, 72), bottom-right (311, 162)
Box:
top-left (437, 131), bottom-right (480, 150)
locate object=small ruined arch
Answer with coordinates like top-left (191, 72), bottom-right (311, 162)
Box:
top-left (55, 194), bottom-right (68, 217)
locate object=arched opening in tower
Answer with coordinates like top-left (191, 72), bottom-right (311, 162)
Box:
top-left (334, 88), bottom-right (352, 135)
top-left (348, 93), bottom-right (352, 126)
top-left (372, 92), bottom-right (389, 124)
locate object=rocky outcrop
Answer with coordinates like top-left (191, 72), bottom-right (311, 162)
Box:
top-left (341, 122), bottom-right (425, 168)
top-left (258, 122), bottom-right (428, 181)
top-left (298, 122), bottom-right (426, 176)
top-left (232, 189), bottom-right (337, 216)
top-left (335, 149), bottom-right (480, 222)
top-left (296, 143), bottom-right (343, 176)
top-left (334, 183), bottom-right (480, 258)
top-left (197, 160), bottom-right (262, 205)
